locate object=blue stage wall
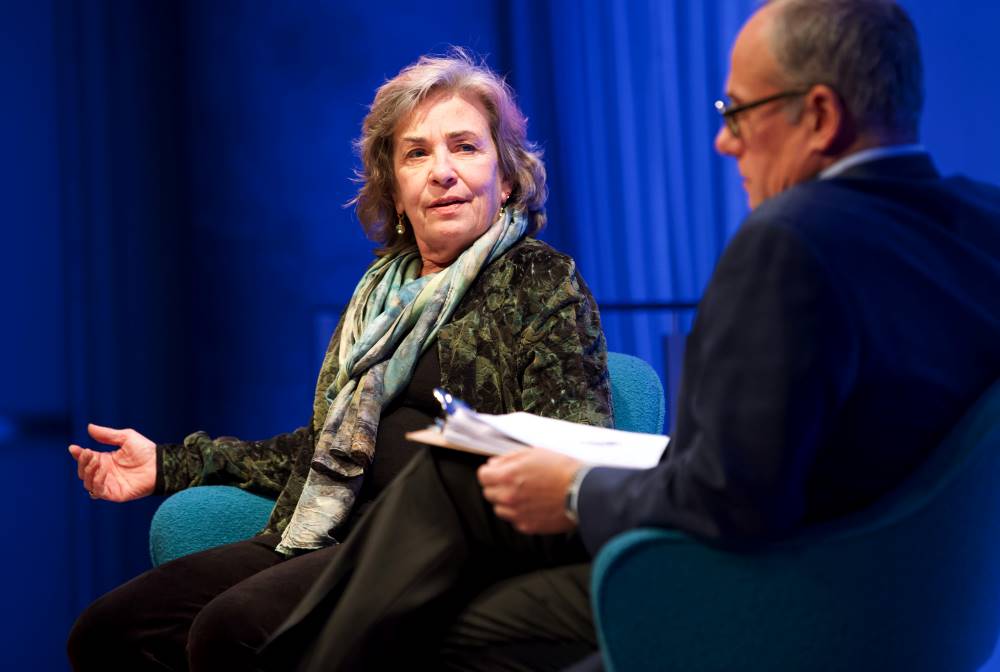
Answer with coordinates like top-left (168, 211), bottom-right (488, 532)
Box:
top-left (3, 1), bottom-right (998, 669)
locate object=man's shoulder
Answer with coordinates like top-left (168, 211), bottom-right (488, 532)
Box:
top-left (733, 169), bottom-right (1000, 292)
top-left (749, 174), bottom-right (910, 224)
top-left (750, 167), bottom-right (1000, 236)
top-left (941, 174), bottom-right (1000, 208)
top-left (739, 180), bottom-right (872, 251)
top-left (758, 158), bottom-right (1000, 216)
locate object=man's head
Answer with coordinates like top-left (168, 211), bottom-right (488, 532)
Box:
top-left (715, 0), bottom-right (924, 209)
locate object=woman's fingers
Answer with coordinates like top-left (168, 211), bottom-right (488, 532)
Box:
top-left (73, 447), bottom-right (91, 481)
top-left (94, 469), bottom-right (110, 500)
top-left (68, 444), bottom-right (87, 481)
top-left (82, 453), bottom-right (102, 492)
top-left (87, 423), bottom-right (126, 447)
top-left (81, 460), bottom-right (94, 492)
top-left (70, 433), bottom-right (130, 500)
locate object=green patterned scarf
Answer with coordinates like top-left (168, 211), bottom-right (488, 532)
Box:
top-left (277, 208), bottom-right (528, 554)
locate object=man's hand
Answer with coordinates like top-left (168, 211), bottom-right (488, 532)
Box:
top-left (67, 424), bottom-right (157, 502)
top-left (477, 448), bottom-right (583, 535)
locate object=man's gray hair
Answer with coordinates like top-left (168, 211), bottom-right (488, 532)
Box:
top-left (768, 0), bottom-right (924, 138)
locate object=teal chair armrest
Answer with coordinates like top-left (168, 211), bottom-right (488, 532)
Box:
top-left (149, 486), bottom-right (275, 566)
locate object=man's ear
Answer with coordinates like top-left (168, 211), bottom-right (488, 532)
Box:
top-left (804, 84), bottom-right (855, 155)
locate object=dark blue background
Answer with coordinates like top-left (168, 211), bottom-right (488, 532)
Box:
top-left (3, 1), bottom-right (998, 668)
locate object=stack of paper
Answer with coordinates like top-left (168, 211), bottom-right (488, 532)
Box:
top-left (406, 405), bottom-right (669, 469)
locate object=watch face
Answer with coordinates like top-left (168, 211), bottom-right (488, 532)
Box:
top-left (564, 467), bottom-right (587, 524)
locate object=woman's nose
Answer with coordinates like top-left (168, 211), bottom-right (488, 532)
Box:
top-left (430, 150), bottom-right (457, 186)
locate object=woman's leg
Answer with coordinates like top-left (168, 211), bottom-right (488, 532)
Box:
top-left (186, 541), bottom-right (342, 672)
top-left (266, 448), bottom-right (591, 671)
top-left (67, 534), bottom-right (284, 672)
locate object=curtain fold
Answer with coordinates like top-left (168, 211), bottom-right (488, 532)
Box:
top-left (504, 0), bottom-right (756, 409)
top-left (54, 0), bottom-right (190, 615)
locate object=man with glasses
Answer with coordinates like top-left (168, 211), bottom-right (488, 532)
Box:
top-left (268, 1), bottom-right (1000, 670)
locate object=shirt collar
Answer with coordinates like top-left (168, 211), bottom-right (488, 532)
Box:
top-left (819, 144), bottom-right (928, 180)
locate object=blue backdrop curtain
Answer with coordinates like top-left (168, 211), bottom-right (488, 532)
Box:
top-left (53, 0), bottom-right (191, 622)
top-left (1, 2), bottom-right (190, 669)
top-left (7, 1), bottom-right (1000, 669)
top-left (502, 0), bottom-right (756, 414)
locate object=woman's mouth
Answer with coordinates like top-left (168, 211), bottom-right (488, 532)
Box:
top-left (428, 198), bottom-right (468, 214)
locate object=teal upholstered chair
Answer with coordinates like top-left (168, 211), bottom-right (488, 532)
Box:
top-left (605, 351), bottom-right (666, 437)
top-left (148, 484), bottom-right (276, 567)
top-left (149, 351), bottom-right (665, 566)
top-left (591, 378), bottom-right (1000, 672)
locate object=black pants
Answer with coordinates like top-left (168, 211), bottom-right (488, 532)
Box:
top-left (265, 448), bottom-right (597, 671)
top-left (67, 532), bottom-right (338, 671)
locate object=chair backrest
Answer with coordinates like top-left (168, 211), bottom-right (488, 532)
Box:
top-left (592, 377), bottom-right (1000, 672)
top-left (607, 352), bottom-right (666, 435)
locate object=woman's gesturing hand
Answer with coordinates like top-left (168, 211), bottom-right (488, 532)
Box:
top-left (68, 424), bottom-right (157, 502)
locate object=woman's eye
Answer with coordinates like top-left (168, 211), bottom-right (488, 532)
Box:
top-left (457, 143), bottom-right (477, 153)
top-left (405, 148), bottom-right (427, 159)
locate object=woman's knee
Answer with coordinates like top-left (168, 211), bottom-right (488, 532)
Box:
top-left (67, 587), bottom-right (149, 670)
top-left (187, 589), bottom-right (269, 670)
top-left (67, 598), bottom-right (105, 669)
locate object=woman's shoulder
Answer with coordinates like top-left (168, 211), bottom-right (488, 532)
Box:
top-left (499, 236), bottom-right (574, 265)
top-left (459, 237), bottom-right (588, 315)
top-left (485, 237), bottom-right (578, 283)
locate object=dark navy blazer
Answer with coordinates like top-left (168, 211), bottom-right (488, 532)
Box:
top-left (579, 154), bottom-right (1000, 552)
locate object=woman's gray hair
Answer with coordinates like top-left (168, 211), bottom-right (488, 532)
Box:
top-left (351, 48), bottom-right (547, 255)
top-left (767, 0), bottom-right (923, 138)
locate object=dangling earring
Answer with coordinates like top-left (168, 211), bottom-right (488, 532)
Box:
top-left (497, 193), bottom-right (510, 221)
top-left (395, 213), bottom-right (405, 236)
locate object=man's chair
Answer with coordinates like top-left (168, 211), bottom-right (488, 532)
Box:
top-left (149, 351), bottom-right (665, 566)
top-left (591, 378), bottom-right (1000, 672)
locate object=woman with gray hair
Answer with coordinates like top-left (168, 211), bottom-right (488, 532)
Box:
top-left (67, 49), bottom-right (611, 671)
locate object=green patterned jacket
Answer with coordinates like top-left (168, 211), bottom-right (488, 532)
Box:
top-left (154, 237), bottom-right (613, 535)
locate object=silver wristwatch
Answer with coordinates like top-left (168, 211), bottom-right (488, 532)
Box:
top-left (564, 466), bottom-right (591, 524)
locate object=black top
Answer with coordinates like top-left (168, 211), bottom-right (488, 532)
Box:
top-left (360, 344), bottom-right (442, 503)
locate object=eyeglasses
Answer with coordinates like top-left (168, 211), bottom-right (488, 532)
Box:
top-left (714, 89), bottom-right (809, 138)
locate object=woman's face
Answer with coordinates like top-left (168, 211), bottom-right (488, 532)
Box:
top-left (393, 91), bottom-right (511, 273)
